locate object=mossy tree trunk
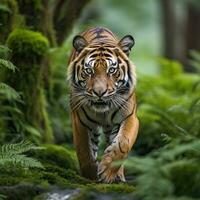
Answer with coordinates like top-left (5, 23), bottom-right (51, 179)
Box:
top-left (0, 0), bottom-right (91, 143)
top-left (16, 0), bottom-right (91, 46)
top-left (5, 29), bottom-right (53, 143)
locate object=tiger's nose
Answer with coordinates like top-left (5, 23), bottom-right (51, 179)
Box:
top-left (93, 88), bottom-right (107, 97)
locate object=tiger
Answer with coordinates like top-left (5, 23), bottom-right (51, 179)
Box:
top-left (67, 27), bottom-right (139, 183)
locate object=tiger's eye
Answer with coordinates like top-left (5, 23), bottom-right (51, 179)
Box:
top-left (85, 68), bottom-right (93, 75)
top-left (108, 67), bottom-right (116, 74)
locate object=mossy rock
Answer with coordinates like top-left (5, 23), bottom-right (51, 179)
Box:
top-left (71, 185), bottom-right (135, 200)
top-left (86, 183), bottom-right (135, 193)
top-left (44, 164), bottom-right (90, 185)
top-left (6, 29), bottom-right (49, 64)
top-left (33, 144), bottom-right (79, 172)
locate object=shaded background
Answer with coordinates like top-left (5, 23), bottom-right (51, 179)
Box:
top-left (0, 0), bottom-right (200, 199)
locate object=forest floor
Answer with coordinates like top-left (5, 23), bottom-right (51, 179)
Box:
top-left (0, 144), bottom-right (136, 200)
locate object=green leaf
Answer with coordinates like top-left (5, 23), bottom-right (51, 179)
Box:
top-left (0, 82), bottom-right (20, 100)
top-left (0, 58), bottom-right (17, 71)
top-left (0, 141), bottom-right (44, 169)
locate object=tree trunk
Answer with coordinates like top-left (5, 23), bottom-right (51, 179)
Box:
top-left (53, 0), bottom-right (91, 45)
top-left (161, 0), bottom-right (200, 72)
top-left (161, 0), bottom-right (177, 60)
top-left (185, 2), bottom-right (200, 72)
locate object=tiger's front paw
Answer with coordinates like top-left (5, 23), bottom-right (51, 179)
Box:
top-left (98, 157), bottom-right (126, 183)
top-left (98, 155), bottom-right (118, 183)
top-left (98, 135), bottom-right (129, 183)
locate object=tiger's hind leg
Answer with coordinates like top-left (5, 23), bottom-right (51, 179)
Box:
top-left (98, 114), bottom-right (139, 183)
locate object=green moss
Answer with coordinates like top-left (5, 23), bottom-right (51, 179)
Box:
top-left (33, 144), bottom-right (79, 172)
top-left (71, 190), bottom-right (96, 200)
top-left (71, 184), bottom-right (135, 200)
top-left (0, 168), bottom-right (42, 186)
top-left (0, 176), bottom-right (22, 186)
top-left (86, 183), bottom-right (135, 193)
top-left (6, 29), bottom-right (49, 64)
top-left (4, 29), bottom-right (53, 144)
top-left (39, 171), bottom-right (69, 186)
top-left (44, 164), bottom-right (90, 184)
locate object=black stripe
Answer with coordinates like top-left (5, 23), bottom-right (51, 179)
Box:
top-left (117, 57), bottom-right (122, 64)
top-left (91, 138), bottom-right (99, 145)
top-left (121, 65), bottom-right (126, 81)
top-left (112, 92), bottom-right (134, 125)
top-left (125, 60), bottom-right (132, 83)
top-left (92, 148), bottom-right (98, 152)
top-left (104, 125), bottom-right (120, 135)
top-left (82, 107), bottom-right (99, 124)
top-left (77, 111), bottom-right (92, 131)
top-left (119, 142), bottom-right (126, 154)
top-left (89, 49), bottom-right (97, 54)
top-left (72, 61), bottom-right (77, 83)
top-left (106, 49), bottom-right (114, 54)
top-left (125, 81), bottom-right (131, 89)
top-left (91, 35), bottom-right (106, 41)
top-left (98, 47), bottom-right (105, 51)
top-left (81, 58), bottom-right (85, 65)
top-left (94, 133), bottom-right (100, 137)
top-left (103, 53), bottom-right (112, 57)
top-left (111, 108), bottom-right (121, 123)
top-left (120, 107), bottom-right (134, 125)
top-left (126, 91), bottom-right (134, 101)
top-left (90, 53), bottom-right (99, 58)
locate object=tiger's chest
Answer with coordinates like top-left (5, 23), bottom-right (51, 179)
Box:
top-left (78, 105), bottom-right (128, 130)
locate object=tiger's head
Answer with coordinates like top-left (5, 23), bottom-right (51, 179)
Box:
top-left (68, 33), bottom-right (136, 112)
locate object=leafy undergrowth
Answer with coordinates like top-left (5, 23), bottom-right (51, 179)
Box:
top-left (0, 143), bottom-right (135, 200)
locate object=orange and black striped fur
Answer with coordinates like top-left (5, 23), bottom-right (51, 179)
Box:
top-left (67, 27), bottom-right (139, 183)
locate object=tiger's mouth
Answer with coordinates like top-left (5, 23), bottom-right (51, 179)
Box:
top-left (91, 100), bottom-right (110, 112)
top-left (91, 100), bottom-right (108, 106)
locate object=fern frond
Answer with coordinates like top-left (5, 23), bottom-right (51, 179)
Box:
top-left (0, 58), bottom-right (17, 71)
top-left (0, 141), bottom-right (44, 169)
top-left (0, 140), bottom-right (42, 155)
top-left (0, 105), bottom-right (23, 115)
top-left (0, 82), bottom-right (21, 100)
top-left (0, 194), bottom-right (6, 200)
top-left (0, 155), bottom-right (44, 169)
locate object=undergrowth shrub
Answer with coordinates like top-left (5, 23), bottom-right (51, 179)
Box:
top-left (127, 54), bottom-right (200, 200)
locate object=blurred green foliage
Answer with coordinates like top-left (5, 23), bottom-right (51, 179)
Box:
top-left (125, 56), bottom-right (200, 200)
top-left (135, 58), bottom-right (200, 155)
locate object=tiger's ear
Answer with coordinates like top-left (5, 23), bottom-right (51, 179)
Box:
top-left (73, 35), bottom-right (88, 53)
top-left (118, 35), bottom-right (135, 56)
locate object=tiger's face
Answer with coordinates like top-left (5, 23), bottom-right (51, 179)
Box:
top-left (68, 35), bottom-right (136, 112)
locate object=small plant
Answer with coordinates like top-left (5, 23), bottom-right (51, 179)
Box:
top-left (0, 194), bottom-right (6, 200)
top-left (0, 140), bottom-right (44, 169)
